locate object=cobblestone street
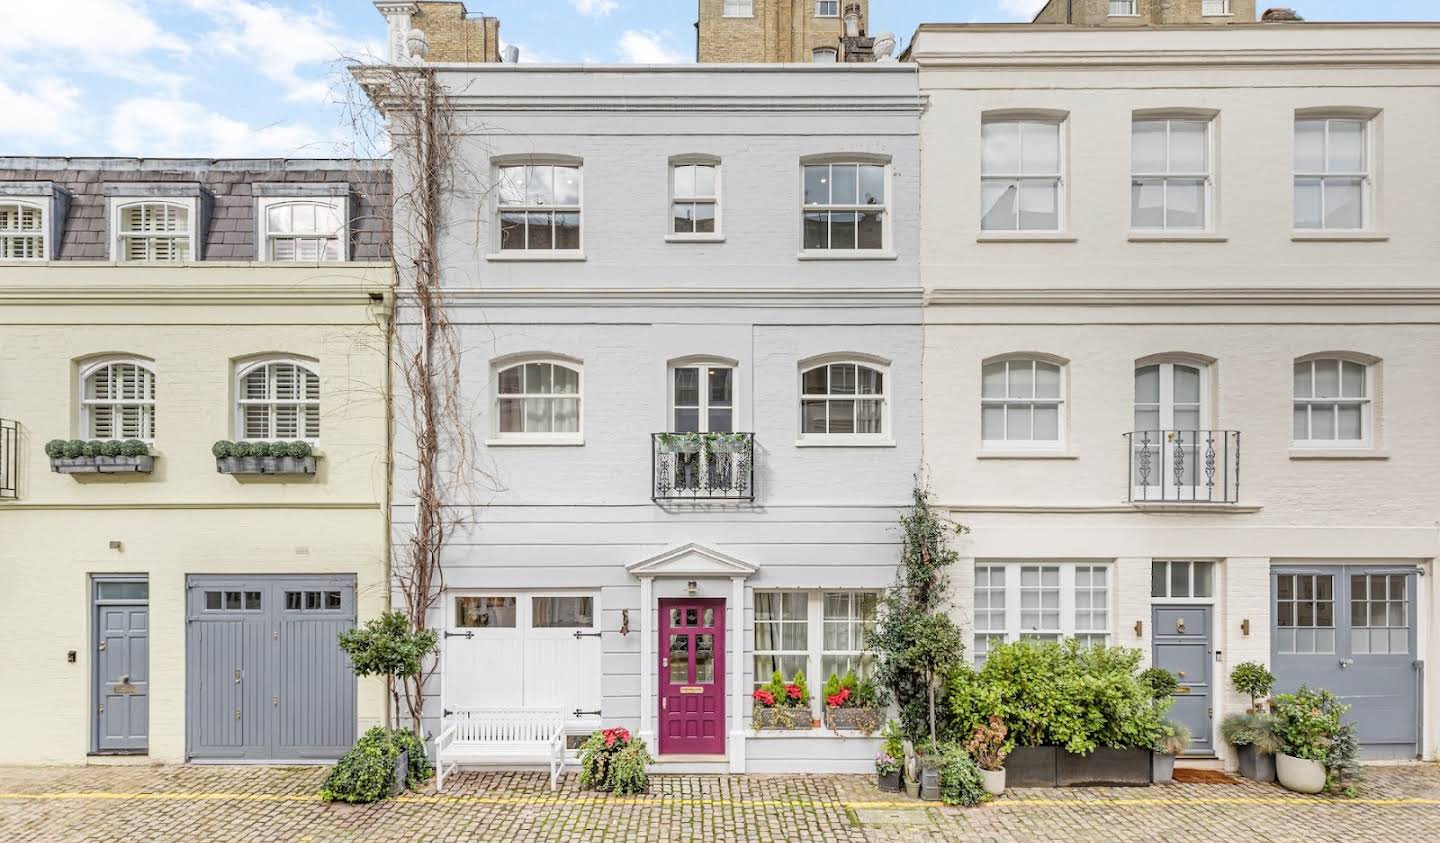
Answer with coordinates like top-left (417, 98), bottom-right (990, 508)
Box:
top-left (1, 763), bottom-right (1437, 842)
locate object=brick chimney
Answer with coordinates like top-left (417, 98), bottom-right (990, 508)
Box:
top-left (375, 1), bottom-right (503, 64)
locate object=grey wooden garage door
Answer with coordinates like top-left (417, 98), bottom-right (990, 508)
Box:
top-left (187, 575), bottom-right (356, 761)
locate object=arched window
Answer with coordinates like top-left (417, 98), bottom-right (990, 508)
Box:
top-left (811, 47), bottom-right (837, 63)
top-left (0, 201), bottom-right (46, 260)
top-left (495, 358), bottom-right (582, 437)
top-left (1294, 356), bottom-right (1372, 445)
top-left (81, 358), bottom-right (157, 440)
top-left (982, 356), bottom-right (1065, 446)
top-left (260, 200), bottom-right (345, 261)
top-left (115, 201), bottom-right (191, 261)
top-left (800, 360), bottom-right (887, 437)
top-left (237, 359), bottom-right (320, 441)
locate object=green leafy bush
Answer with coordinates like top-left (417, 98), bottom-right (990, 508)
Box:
top-left (1154, 719), bottom-right (1191, 755)
top-left (1230, 662), bottom-right (1276, 712)
top-left (47, 439), bottom-right (148, 459)
top-left (82, 440), bottom-right (102, 457)
top-left (212, 441), bottom-right (233, 458)
top-left (579, 728), bottom-right (653, 795)
top-left (44, 440), bottom-right (67, 458)
top-left (231, 441), bottom-right (255, 458)
top-left (948, 639), bottom-right (1167, 755)
top-left (880, 719), bottom-right (906, 762)
top-left (1140, 667), bottom-right (1179, 700)
top-left (391, 729), bottom-right (433, 788)
top-left (1220, 712), bottom-right (1282, 754)
top-left (286, 440), bottom-right (313, 458)
top-left (320, 726), bottom-right (403, 804)
top-left (100, 440), bottom-right (123, 457)
top-left (253, 441), bottom-right (275, 458)
top-left (937, 742), bottom-right (987, 806)
top-left (1271, 685), bottom-right (1346, 761)
top-left (64, 439), bottom-right (86, 458)
top-left (119, 439), bottom-right (148, 457)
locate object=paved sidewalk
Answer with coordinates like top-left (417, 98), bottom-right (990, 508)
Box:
top-left (0, 763), bottom-right (1437, 842)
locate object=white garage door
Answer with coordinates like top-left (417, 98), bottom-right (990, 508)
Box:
top-left (443, 592), bottom-right (602, 726)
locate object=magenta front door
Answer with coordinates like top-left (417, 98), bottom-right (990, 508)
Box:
top-left (658, 598), bottom-right (725, 755)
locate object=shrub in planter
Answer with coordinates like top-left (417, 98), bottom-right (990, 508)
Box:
top-left (752, 670), bottom-right (813, 729)
top-left (823, 671), bottom-right (883, 733)
top-left (214, 440), bottom-right (317, 474)
top-left (1152, 719), bottom-right (1191, 783)
top-left (965, 715), bottom-right (1010, 795)
top-left (937, 742), bottom-right (988, 807)
top-left (1271, 685), bottom-right (1358, 794)
top-left (392, 728), bottom-right (433, 788)
top-left (48, 438), bottom-right (152, 472)
top-left (579, 728), bottom-right (653, 795)
top-left (1221, 712), bottom-right (1281, 782)
top-left (1230, 662), bottom-right (1276, 713)
top-left (320, 726), bottom-right (412, 803)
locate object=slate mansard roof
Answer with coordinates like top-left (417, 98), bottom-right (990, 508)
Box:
top-left (0, 158), bottom-right (392, 261)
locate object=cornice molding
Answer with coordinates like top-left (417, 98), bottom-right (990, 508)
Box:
top-left (0, 283), bottom-right (389, 306)
top-left (394, 287), bottom-right (923, 309)
top-left (926, 287), bottom-right (1440, 307)
top-left (914, 47), bottom-right (1440, 70)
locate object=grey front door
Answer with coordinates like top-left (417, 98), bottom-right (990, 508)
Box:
top-left (1151, 605), bottom-right (1213, 756)
top-left (94, 577), bottom-right (149, 753)
top-left (187, 575), bottom-right (356, 761)
top-left (1272, 566), bottom-right (1420, 760)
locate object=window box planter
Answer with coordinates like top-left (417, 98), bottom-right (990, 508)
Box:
top-left (752, 706), bottom-right (813, 730)
top-left (825, 706), bottom-right (882, 734)
top-left (50, 454), bottom-right (154, 474)
top-left (1236, 744), bottom-right (1277, 783)
top-left (215, 455), bottom-right (317, 475)
top-left (1005, 746), bottom-right (1153, 787)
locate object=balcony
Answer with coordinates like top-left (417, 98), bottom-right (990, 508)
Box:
top-left (652, 432), bottom-right (754, 502)
top-left (1125, 429), bottom-right (1239, 504)
top-left (1, 419), bottom-right (16, 499)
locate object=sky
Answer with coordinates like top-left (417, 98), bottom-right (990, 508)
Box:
top-left (3, 0), bottom-right (1437, 158)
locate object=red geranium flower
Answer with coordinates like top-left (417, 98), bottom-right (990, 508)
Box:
top-left (785, 684), bottom-right (802, 700)
top-left (826, 687), bottom-right (852, 708)
top-left (752, 689), bottom-right (776, 707)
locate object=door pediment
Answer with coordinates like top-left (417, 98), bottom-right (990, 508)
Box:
top-left (627, 543), bottom-right (757, 579)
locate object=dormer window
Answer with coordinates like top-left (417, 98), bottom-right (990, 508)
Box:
top-left (0, 202), bottom-right (45, 260)
top-left (105, 183), bottom-right (209, 262)
top-left (260, 200), bottom-right (346, 261)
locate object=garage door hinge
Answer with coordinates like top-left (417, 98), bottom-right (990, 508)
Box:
top-left (443, 630), bottom-right (474, 640)
top-left (572, 631), bottom-right (602, 639)
top-left (573, 709), bottom-right (601, 718)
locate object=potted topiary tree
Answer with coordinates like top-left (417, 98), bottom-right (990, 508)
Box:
top-left (1231, 661), bottom-right (1276, 712)
top-left (965, 715), bottom-right (1011, 796)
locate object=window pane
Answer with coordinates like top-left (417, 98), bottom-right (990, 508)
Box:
top-left (1018, 181), bottom-right (1059, 230)
top-left (828, 401), bottom-right (855, 434)
top-left (1337, 404), bottom-right (1362, 439)
top-left (830, 364), bottom-right (856, 395)
top-left (982, 122), bottom-right (1020, 175)
top-left (1294, 178), bottom-right (1323, 229)
top-left (1033, 405), bottom-right (1059, 440)
top-left (498, 398), bottom-right (523, 432)
top-left (1295, 121), bottom-right (1326, 172)
top-left (1194, 562), bottom-right (1214, 598)
top-left (857, 400), bottom-right (883, 434)
top-left (1132, 179), bottom-right (1164, 229)
top-left (804, 165), bottom-right (829, 205)
top-left (673, 203), bottom-right (694, 233)
top-left (981, 405), bottom-right (1005, 440)
top-left (802, 401), bottom-right (827, 434)
top-left (1035, 362), bottom-right (1061, 399)
top-left (497, 167), bottom-right (525, 203)
top-left (1293, 405), bottom-right (1308, 440)
top-left (526, 397), bottom-right (553, 433)
top-left (1327, 121), bottom-right (1365, 172)
top-left (533, 596), bottom-right (593, 628)
top-left (526, 166), bottom-right (554, 204)
top-left (1169, 121), bottom-right (1208, 172)
top-left (980, 180), bottom-right (1016, 231)
top-left (693, 203), bottom-right (716, 234)
top-left (674, 367), bottom-right (699, 405)
top-left (1293, 362), bottom-right (1312, 398)
top-left (830, 211), bottom-right (857, 249)
top-left (831, 164), bottom-right (857, 204)
top-left (1134, 365), bottom-right (1160, 404)
top-left (694, 165), bottom-right (716, 197)
top-left (673, 165), bottom-right (695, 197)
top-left (803, 212), bottom-right (828, 249)
top-left (856, 211), bottom-right (883, 249)
top-left (1341, 361), bottom-right (1365, 397)
top-left (1008, 360), bottom-right (1034, 399)
top-left (499, 212), bottom-right (525, 249)
top-left (1005, 404), bottom-right (1032, 440)
top-left (1324, 178), bottom-right (1363, 230)
top-left (456, 596), bottom-right (517, 628)
top-left (554, 212), bottom-right (581, 249)
top-left (1170, 561), bottom-right (1191, 598)
top-left (1166, 179), bottom-right (1206, 229)
top-left (1022, 122), bottom-right (1060, 174)
top-left (553, 366), bottom-right (580, 395)
top-left (982, 362), bottom-right (1007, 398)
top-left (527, 212), bottom-right (553, 249)
top-left (802, 367), bottom-right (828, 395)
top-left (857, 366), bottom-right (883, 395)
top-left (1152, 562), bottom-right (1168, 598)
top-left (554, 398), bottom-right (580, 432)
top-left (1314, 359), bottom-right (1340, 398)
top-left (1131, 121), bottom-right (1167, 172)
top-left (859, 165), bottom-right (884, 205)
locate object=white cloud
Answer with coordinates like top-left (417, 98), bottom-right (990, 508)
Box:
top-left (184, 0), bottom-right (383, 103)
top-left (0, 0), bottom-right (190, 92)
top-left (616, 30), bottom-right (690, 64)
top-left (108, 98), bottom-right (332, 158)
top-left (0, 78), bottom-right (88, 150)
top-left (999, 0), bottom-right (1049, 19)
top-left (574, 0), bottom-right (619, 16)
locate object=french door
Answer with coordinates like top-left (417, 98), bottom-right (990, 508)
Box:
top-left (1133, 362), bottom-right (1208, 494)
top-left (670, 365), bottom-right (734, 490)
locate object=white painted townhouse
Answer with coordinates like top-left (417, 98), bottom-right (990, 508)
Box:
top-left (377, 62), bottom-right (924, 773)
top-left (909, 19), bottom-right (1440, 764)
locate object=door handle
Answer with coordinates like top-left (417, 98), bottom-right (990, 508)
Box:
top-left (662, 697), bottom-right (667, 711)
top-left (1339, 658), bottom-right (1355, 669)
top-left (1176, 618), bottom-right (1186, 634)
top-left (1176, 671), bottom-right (1185, 679)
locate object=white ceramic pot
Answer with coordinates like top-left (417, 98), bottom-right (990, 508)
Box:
top-left (980, 767), bottom-right (1006, 796)
top-left (1275, 753), bottom-right (1327, 794)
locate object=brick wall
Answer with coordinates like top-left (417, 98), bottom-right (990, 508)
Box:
top-left (0, 159), bottom-right (391, 261)
top-left (414, 2), bottom-right (501, 62)
top-left (1033, 0), bottom-right (1257, 25)
top-left (698, 0), bottom-right (870, 63)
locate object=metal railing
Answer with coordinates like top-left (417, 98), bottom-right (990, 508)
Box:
top-left (652, 433), bottom-right (755, 501)
top-left (0, 419), bottom-right (17, 499)
top-left (1125, 429), bottom-right (1239, 504)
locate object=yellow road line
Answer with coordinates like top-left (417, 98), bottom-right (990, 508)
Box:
top-left (0, 792), bottom-right (1436, 809)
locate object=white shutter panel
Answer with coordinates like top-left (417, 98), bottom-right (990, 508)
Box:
top-left (244, 405), bottom-right (270, 439)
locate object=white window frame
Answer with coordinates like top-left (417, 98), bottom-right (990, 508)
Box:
top-left (1292, 356), bottom-right (1373, 448)
top-left (667, 157), bottom-right (722, 242)
top-left (815, 0), bottom-right (840, 17)
top-left (797, 357), bottom-right (891, 445)
top-left (108, 198), bottom-right (197, 262)
top-left (980, 355), bottom-right (1066, 450)
top-left (1202, 0), bottom-right (1231, 16)
top-left (490, 356), bottom-right (583, 446)
top-left (1151, 560), bottom-right (1218, 602)
top-left (234, 357), bottom-right (321, 442)
top-left (799, 156), bottom-right (893, 258)
top-left (0, 199), bottom-right (48, 261)
top-left (981, 118), bottom-right (1066, 233)
top-left (1109, 0), bottom-right (1138, 15)
top-left (668, 358), bottom-right (737, 434)
top-left (1293, 116), bottom-right (1374, 233)
top-left (752, 590), bottom-right (879, 718)
top-left (491, 159), bottom-right (584, 259)
top-left (971, 562), bottom-right (1113, 665)
top-left (79, 357), bottom-right (157, 442)
top-left (812, 47), bottom-right (838, 63)
top-left (722, 0), bottom-right (753, 16)
top-left (1130, 118), bottom-right (1214, 233)
top-left (256, 196), bottom-right (348, 262)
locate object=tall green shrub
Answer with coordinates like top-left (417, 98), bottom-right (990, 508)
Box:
top-left (338, 611), bottom-right (439, 732)
top-left (871, 484), bottom-right (967, 745)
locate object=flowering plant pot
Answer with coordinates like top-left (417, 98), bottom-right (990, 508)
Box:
top-left (1276, 753), bottom-right (1326, 794)
top-left (752, 706), bottom-right (812, 730)
top-left (877, 770), bottom-right (901, 792)
top-left (825, 706), bottom-right (883, 734)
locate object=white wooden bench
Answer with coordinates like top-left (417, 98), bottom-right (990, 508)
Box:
top-left (435, 707), bottom-right (566, 792)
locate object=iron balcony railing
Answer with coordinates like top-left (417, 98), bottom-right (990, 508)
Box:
top-left (1, 418), bottom-right (17, 500)
top-left (1125, 429), bottom-right (1239, 504)
top-left (652, 432), bottom-right (754, 501)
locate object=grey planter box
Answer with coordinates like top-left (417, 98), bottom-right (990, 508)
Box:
top-left (752, 707), bottom-right (813, 730)
top-left (1237, 744), bottom-right (1277, 783)
top-left (216, 456), bottom-right (316, 475)
top-left (877, 770), bottom-right (901, 792)
top-left (393, 750), bottom-right (409, 796)
top-left (50, 455), bottom-right (154, 475)
top-left (825, 707), bottom-right (882, 733)
top-left (1006, 746), bottom-right (1154, 787)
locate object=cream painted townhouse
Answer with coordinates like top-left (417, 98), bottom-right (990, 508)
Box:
top-left (0, 158), bottom-right (393, 763)
top-left (910, 17), bottom-right (1440, 764)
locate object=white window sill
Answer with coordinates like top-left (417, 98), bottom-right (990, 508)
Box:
top-left (665, 234), bottom-right (726, 244)
top-left (485, 436), bottom-right (585, 447)
top-left (1131, 502), bottom-right (1263, 514)
top-left (796, 251), bottom-right (897, 261)
top-left (976, 449), bottom-right (1076, 460)
top-left (1291, 232), bottom-right (1389, 243)
top-left (746, 729), bottom-right (881, 739)
top-left (485, 252), bottom-right (587, 262)
top-left (977, 232), bottom-right (1077, 243)
top-left (795, 438), bottom-right (895, 448)
top-left (1128, 232), bottom-right (1228, 243)
top-left (1289, 447), bottom-right (1388, 460)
